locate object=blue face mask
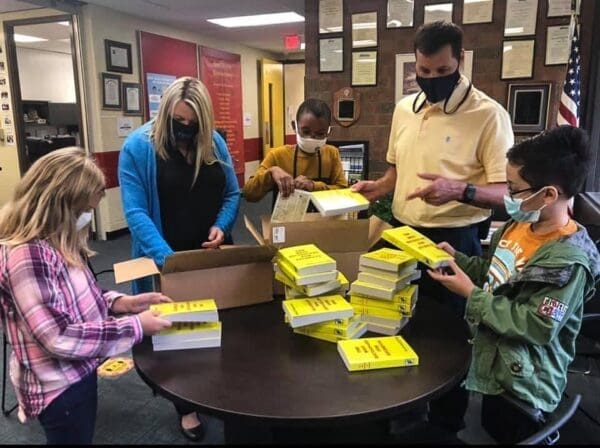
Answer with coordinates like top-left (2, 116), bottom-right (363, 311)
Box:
top-left (503, 188), bottom-right (547, 223)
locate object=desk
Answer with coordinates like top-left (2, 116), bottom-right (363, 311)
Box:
top-left (133, 298), bottom-right (470, 442)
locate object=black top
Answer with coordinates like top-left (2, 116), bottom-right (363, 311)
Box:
top-left (157, 146), bottom-right (225, 252)
top-left (133, 298), bottom-right (471, 425)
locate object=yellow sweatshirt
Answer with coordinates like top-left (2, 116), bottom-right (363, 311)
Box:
top-left (243, 144), bottom-right (348, 202)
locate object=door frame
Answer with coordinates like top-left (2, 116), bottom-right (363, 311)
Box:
top-left (4, 14), bottom-right (87, 174)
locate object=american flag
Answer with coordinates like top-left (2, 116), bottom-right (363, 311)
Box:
top-left (557, 16), bottom-right (581, 127)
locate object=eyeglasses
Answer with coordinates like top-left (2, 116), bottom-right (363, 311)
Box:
top-left (507, 187), bottom-right (536, 199)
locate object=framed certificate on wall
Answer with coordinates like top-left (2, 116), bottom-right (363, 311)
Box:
top-left (319, 37), bottom-right (343, 72)
top-left (352, 51), bottom-right (377, 86)
top-left (501, 40), bottom-right (535, 79)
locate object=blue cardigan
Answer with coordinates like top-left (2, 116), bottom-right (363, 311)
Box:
top-left (118, 122), bottom-right (240, 291)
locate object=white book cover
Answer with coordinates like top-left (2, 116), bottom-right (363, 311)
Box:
top-left (271, 189), bottom-right (311, 223)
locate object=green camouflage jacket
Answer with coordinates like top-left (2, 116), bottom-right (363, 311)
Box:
top-left (455, 220), bottom-right (600, 412)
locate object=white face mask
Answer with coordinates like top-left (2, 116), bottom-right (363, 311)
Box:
top-left (296, 134), bottom-right (326, 154)
top-left (76, 211), bottom-right (93, 231)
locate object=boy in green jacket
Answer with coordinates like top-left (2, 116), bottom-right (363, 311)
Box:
top-left (428, 125), bottom-right (600, 443)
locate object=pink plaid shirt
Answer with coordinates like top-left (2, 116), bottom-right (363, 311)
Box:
top-left (0, 240), bottom-right (142, 419)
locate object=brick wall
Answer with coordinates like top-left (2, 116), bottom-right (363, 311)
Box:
top-left (305, 0), bottom-right (596, 179)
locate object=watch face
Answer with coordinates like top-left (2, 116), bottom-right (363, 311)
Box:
top-left (464, 184), bottom-right (476, 202)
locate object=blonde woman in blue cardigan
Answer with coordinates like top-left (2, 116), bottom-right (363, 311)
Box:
top-left (118, 76), bottom-right (240, 441)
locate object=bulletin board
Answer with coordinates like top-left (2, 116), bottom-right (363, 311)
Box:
top-left (199, 46), bottom-right (244, 175)
top-left (138, 31), bottom-right (198, 121)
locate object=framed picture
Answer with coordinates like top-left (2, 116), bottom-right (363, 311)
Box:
top-left (424, 3), bottom-right (453, 24)
top-left (547, 0), bottom-right (579, 17)
top-left (319, 37), bottom-right (343, 72)
top-left (386, 0), bottom-right (414, 28)
top-left (507, 83), bottom-right (551, 133)
top-left (501, 40), bottom-right (535, 79)
top-left (319, 0), bottom-right (343, 33)
top-left (122, 82), bottom-right (142, 115)
top-left (104, 39), bottom-right (132, 74)
top-left (545, 25), bottom-right (570, 65)
top-left (352, 12), bottom-right (377, 48)
top-left (352, 51), bottom-right (377, 86)
top-left (504, 0), bottom-right (538, 37)
top-left (101, 72), bottom-right (122, 110)
top-left (463, 0), bottom-right (493, 24)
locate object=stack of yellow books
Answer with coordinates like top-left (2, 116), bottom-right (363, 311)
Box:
top-left (274, 244), bottom-right (347, 298)
top-left (348, 248), bottom-right (420, 335)
top-left (150, 299), bottom-right (221, 351)
top-left (337, 335), bottom-right (419, 372)
top-left (282, 295), bottom-right (366, 344)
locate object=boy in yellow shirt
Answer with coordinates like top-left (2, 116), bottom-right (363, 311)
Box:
top-left (243, 98), bottom-right (347, 203)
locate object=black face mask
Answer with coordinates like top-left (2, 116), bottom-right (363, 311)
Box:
top-left (171, 118), bottom-right (199, 144)
top-left (416, 69), bottom-right (461, 104)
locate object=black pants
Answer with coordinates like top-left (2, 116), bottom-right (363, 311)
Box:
top-left (38, 372), bottom-right (98, 445)
top-left (387, 219), bottom-right (484, 432)
top-left (481, 394), bottom-right (546, 444)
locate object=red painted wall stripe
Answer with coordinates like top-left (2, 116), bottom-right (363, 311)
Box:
top-left (94, 151), bottom-right (120, 189)
top-left (244, 137), bottom-right (261, 162)
top-left (285, 134), bottom-right (296, 145)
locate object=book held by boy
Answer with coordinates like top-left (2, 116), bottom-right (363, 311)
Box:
top-left (149, 299), bottom-right (219, 322)
top-left (282, 295), bottom-right (354, 328)
top-left (337, 335), bottom-right (419, 371)
top-left (309, 188), bottom-right (370, 217)
top-left (381, 226), bottom-right (453, 268)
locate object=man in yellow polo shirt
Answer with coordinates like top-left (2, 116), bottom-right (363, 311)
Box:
top-left (352, 21), bottom-right (513, 440)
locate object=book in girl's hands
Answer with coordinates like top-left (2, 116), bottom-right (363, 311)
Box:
top-left (149, 299), bottom-right (218, 322)
top-left (309, 188), bottom-right (370, 217)
top-left (381, 226), bottom-right (453, 269)
top-left (337, 335), bottom-right (419, 372)
top-left (276, 244), bottom-right (337, 276)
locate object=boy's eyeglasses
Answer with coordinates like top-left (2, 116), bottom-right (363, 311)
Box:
top-left (508, 187), bottom-right (536, 199)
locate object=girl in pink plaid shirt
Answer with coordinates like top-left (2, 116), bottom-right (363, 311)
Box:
top-left (0, 148), bottom-right (172, 444)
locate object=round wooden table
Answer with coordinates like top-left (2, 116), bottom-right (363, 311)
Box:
top-left (133, 298), bottom-right (471, 442)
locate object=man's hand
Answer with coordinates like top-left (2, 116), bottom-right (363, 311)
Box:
top-left (294, 175), bottom-right (314, 191)
top-left (427, 260), bottom-right (475, 298)
top-left (406, 173), bottom-right (465, 206)
top-left (112, 292), bottom-right (172, 314)
top-left (201, 226), bottom-right (225, 249)
top-left (138, 310), bottom-right (172, 336)
top-left (269, 166), bottom-right (294, 197)
top-left (351, 180), bottom-right (382, 202)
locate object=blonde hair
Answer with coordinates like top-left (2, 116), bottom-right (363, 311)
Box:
top-left (0, 147), bottom-right (105, 266)
top-left (150, 76), bottom-right (217, 184)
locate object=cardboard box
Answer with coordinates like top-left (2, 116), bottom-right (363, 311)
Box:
top-left (245, 214), bottom-right (392, 295)
top-left (113, 245), bottom-right (277, 309)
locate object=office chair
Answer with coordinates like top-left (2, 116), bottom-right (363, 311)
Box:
top-left (483, 392), bottom-right (581, 445)
top-left (2, 331), bottom-right (17, 416)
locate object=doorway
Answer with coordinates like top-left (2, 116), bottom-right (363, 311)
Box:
top-left (4, 15), bottom-right (85, 174)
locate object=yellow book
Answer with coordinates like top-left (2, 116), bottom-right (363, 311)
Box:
top-left (309, 188), bottom-right (370, 217)
top-left (351, 304), bottom-right (407, 320)
top-left (382, 226), bottom-right (453, 269)
top-left (350, 295), bottom-right (415, 314)
top-left (300, 316), bottom-right (362, 337)
top-left (276, 244), bottom-right (336, 275)
top-left (284, 313), bottom-right (358, 328)
top-left (357, 269), bottom-right (421, 290)
top-left (359, 248), bottom-right (417, 273)
top-left (364, 318), bottom-right (410, 336)
top-left (282, 295), bottom-right (354, 328)
top-left (285, 286), bottom-right (308, 299)
top-left (294, 322), bottom-right (368, 342)
top-left (349, 279), bottom-right (397, 301)
top-left (360, 314), bottom-right (409, 328)
top-left (149, 299), bottom-right (218, 322)
top-left (152, 321), bottom-right (222, 340)
top-left (337, 335), bottom-right (419, 371)
top-left (277, 258), bottom-right (338, 286)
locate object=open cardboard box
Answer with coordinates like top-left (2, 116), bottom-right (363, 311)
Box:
top-left (244, 213), bottom-right (392, 295)
top-left (113, 245), bottom-right (277, 309)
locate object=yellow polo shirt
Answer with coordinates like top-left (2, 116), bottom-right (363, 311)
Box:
top-left (386, 75), bottom-right (514, 228)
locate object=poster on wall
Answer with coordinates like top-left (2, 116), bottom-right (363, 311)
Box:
top-left (199, 46), bottom-right (244, 175)
top-left (146, 73), bottom-right (176, 118)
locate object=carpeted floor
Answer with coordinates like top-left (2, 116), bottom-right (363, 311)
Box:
top-left (2, 196), bottom-right (600, 444)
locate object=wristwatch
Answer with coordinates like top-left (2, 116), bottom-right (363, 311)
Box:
top-left (462, 183), bottom-right (477, 204)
